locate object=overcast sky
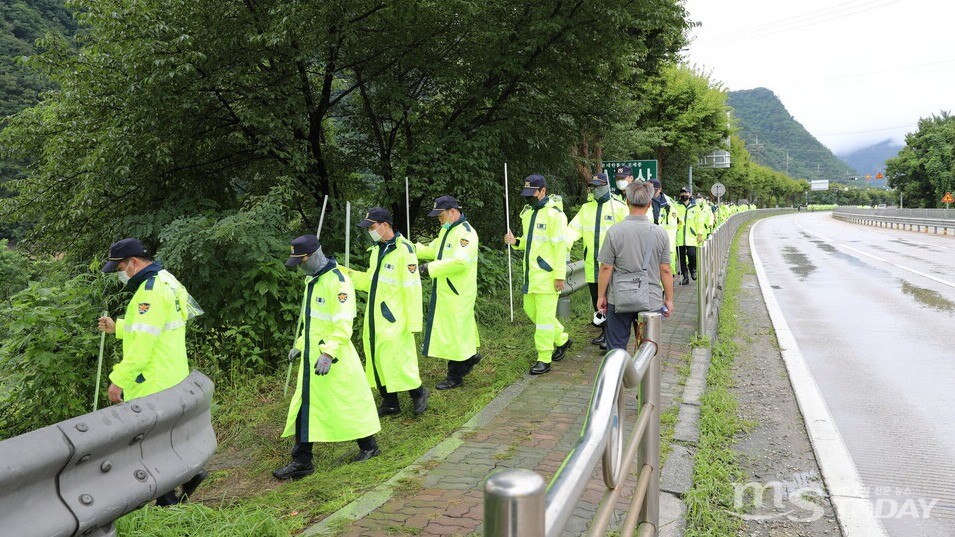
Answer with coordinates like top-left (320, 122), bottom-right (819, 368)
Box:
top-left (682, 0), bottom-right (955, 154)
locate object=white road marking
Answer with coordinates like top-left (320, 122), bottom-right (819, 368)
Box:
top-left (794, 219), bottom-right (955, 289)
top-left (751, 218), bottom-right (887, 537)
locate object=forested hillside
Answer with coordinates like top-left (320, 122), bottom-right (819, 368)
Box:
top-left (837, 138), bottom-right (902, 187)
top-left (1, 0), bottom-right (75, 238)
top-left (728, 87), bottom-right (857, 182)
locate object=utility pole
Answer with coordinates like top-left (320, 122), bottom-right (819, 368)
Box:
top-left (785, 151), bottom-right (792, 175)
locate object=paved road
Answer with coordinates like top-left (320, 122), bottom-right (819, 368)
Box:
top-left (752, 212), bottom-right (955, 537)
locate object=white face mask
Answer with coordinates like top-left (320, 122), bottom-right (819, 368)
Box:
top-left (117, 268), bottom-right (131, 285)
top-left (369, 228), bottom-right (382, 242)
top-left (594, 185), bottom-right (611, 199)
top-left (615, 180), bottom-right (629, 191)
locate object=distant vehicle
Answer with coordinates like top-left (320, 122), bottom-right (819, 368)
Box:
top-left (877, 204), bottom-right (887, 208)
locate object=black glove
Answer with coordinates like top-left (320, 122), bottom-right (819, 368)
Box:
top-left (419, 263), bottom-right (430, 279)
top-left (314, 353), bottom-right (333, 375)
top-left (287, 348), bottom-right (301, 362)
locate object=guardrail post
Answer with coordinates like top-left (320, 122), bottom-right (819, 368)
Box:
top-left (637, 312), bottom-right (662, 530)
top-left (557, 294), bottom-right (572, 320)
top-left (484, 469), bottom-right (546, 537)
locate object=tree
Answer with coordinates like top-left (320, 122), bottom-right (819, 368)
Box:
top-left (886, 112), bottom-right (955, 208)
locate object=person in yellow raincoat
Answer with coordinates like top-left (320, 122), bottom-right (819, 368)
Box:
top-left (504, 174), bottom-right (572, 375)
top-left (415, 195), bottom-right (481, 390)
top-left (98, 237), bottom-right (206, 505)
top-left (273, 235), bottom-right (382, 481)
top-left (566, 173), bottom-right (627, 349)
top-left (343, 208), bottom-right (429, 417)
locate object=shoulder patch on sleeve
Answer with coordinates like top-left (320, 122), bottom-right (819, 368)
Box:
top-left (138, 303), bottom-right (151, 314)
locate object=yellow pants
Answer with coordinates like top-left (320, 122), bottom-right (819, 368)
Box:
top-left (523, 292), bottom-right (569, 363)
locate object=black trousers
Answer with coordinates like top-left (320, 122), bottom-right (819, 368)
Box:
top-left (292, 411), bottom-right (378, 464)
top-left (447, 360), bottom-right (470, 382)
top-left (378, 384), bottom-right (425, 408)
top-left (588, 282), bottom-right (605, 337)
top-left (677, 245), bottom-right (697, 278)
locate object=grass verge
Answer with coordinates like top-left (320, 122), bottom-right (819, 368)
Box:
top-left (682, 221), bottom-right (752, 536)
top-left (117, 290), bottom-right (594, 535)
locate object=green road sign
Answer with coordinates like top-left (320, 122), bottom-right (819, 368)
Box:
top-left (602, 160), bottom-right (658, 182)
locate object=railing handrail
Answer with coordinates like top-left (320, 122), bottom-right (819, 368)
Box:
top-left (484, 312), bottom-right (662, 537)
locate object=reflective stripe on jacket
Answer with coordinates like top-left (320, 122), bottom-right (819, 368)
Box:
top-left (566, 196), bottom-right (628, 283)
top-left (511, 197), bottom-right (568, 295)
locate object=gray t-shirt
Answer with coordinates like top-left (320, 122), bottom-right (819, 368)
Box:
top-left (597, 215), bottom-right (670, 308)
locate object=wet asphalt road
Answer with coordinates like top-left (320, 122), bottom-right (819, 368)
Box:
top-left (752, 211), bottom-right (955, 537)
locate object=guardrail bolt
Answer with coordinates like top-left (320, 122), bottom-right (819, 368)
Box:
top-left (77, 454), bottom-right (91, 465)
top-left (75, 423), bottom-right (88, 432)
top-left (131, 404), bottom-right (141, 413)
top-left (79, 494), bottom-right (94, 505)
top-left (134, 469), bottom-right (148, 482)
top-left (100, 461), bottom-right (112, 473)
top-left (129, 433), bottom-right (145, 445)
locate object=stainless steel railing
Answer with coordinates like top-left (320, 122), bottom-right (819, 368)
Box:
top-left (697, 209), bottom-right (791, 335)
top-left (484, 312), bottom-right (662, 537)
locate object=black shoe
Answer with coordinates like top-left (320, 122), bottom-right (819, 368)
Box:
top-left (690, 270), bottom-right (697, 280)
top-left (436, 378), bottom-right (463, 390)
top-left (462, 354), bottom-right (483, 375)
top-left (178, 470), bottom-right (207, 503)
top-left (412, 388), bottom-right (430, 415)
top-left (272, 460), bottom-right (314, 481)
top-left (352, 448), bottom-right (381, 463)
top-left (551, 339), bottom-right (572, 362)
top-left (377, 404), bottom-right (401, 417)
top-left (679, 277), bottom-right (689, 286)
top-left (529, 361), bottom-right (551, 375)
top-left (599, 342), bottom-right (608, 351)
top-left (590, 334), bottom-right (605, 346)
top-left (155, 490), bottom-right (179, 507)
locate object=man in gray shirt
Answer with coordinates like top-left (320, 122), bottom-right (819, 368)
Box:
top-left (596, 181), bottom-right (674, 350)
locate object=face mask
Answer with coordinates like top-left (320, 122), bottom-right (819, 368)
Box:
top-left (302, 247), bottom-right (327, 275)
top-left (117, 269), bottom-right (130, 285)
top-left (594, 185), bottom-right (611, 199)
top-left (369, 228), bottom-right (382, 242)
top-left (680, 195), bottom-right (690, 202)
top-left (615, 180), bottom-right (629, 190)
top-left (524, 195), bottom-right (539, 206)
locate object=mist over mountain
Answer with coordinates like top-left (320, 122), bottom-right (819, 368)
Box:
top-left (836, 139), bottom-right (903, 188)
top-left (727, 87), bottom-right (859, 183)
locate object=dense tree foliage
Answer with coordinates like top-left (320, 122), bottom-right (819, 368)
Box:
top-left (885, 112), bottom-right (955, 208)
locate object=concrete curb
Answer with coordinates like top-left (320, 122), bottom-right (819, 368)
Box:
top-left (303, 377), bottom-right (532, 536)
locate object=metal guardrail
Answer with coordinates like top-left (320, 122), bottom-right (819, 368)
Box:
top-left (697, 209), bottom-right (792, 335)
top-left (484, 312), bottom-right (662, 537)
top-left (832, 207), bottom-right (955, 236)
top-left (0, 371), bottom-right (217, 537)
top-left (557, 260), bottom-right (586, 319)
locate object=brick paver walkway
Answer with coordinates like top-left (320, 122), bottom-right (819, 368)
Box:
top-left (329, 283), bottom-right (698, 537)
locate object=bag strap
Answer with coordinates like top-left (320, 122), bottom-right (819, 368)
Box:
top-left (641, 228), bottom-right (656, 272)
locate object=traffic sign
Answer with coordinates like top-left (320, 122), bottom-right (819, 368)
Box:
top-left (710, 182), bottom-right (726, 197)
top-left (942, 192), bottom-right (954, 204)
top-left (602, 160), bottom-right (658, 182)
top-left (875, 172), bottom-right (884, 179)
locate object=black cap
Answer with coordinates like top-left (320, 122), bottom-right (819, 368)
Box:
top-left (358, 207), bottom-right (393, 228)
top-left (427, 195), bottom-right (461, 217)
top-left (614, 166), bottom-right (632, 178)
top-left (101, 238), bottom-right (147, 273)
top-left (286, 234), bottom-right (320, 267)
top-left (649, 178), bottom-right (661, 189)
top-left (589, 173), bottom-right (609, 186)
top-left (520, 174), bottom-right (546, 196)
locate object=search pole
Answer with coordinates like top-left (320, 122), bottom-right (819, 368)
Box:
top-left (345, 201), bottom-right (351, 268)
top-left (93, 309), bottom-right (107, 411)
top-left (504, 163), bottom-right (515, 322)
top-left (405, 176), bottom-right (412, 238)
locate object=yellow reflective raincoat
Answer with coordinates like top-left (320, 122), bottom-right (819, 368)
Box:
top-left (566, 195), bottom-right (628, 283)
top-left (346, 234), bottom-right (423, 392)
top-left (415, 216), bottom-right (480, 362)
top-left (282, 261), bottom-right (381, 442)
